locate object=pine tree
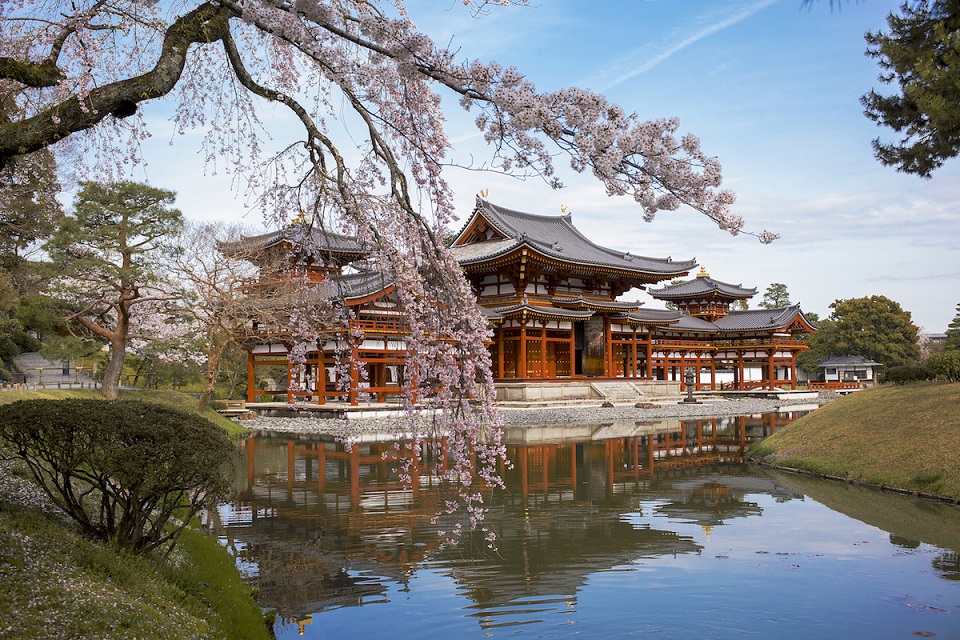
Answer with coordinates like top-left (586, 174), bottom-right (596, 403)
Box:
top-left (758, 283), bottom-right (791, 309)
top-left (946, 303), bottom-right (960, 351)
top-left (862, 1), bottom-right (960, 176)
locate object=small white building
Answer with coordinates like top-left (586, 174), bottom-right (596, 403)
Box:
top-left (819, 356), bottom-right (883, 385)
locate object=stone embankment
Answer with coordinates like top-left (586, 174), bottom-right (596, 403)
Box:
top-left (244, 393), bottom-right (836, 436)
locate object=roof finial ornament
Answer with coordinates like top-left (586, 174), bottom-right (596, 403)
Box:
top-left (292, 205), bottom-right (309, 225)
top-left (697, 266), bottom-right (710, 278)
top-left (560, 204), bottom-right (567, 213)
top-left (481, 188), bottom-right (489, 199)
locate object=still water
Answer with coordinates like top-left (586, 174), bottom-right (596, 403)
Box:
top-left (216, 411), bottom-right (960, 639)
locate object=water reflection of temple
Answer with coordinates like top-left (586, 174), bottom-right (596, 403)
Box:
top-left (219, 411), bottom-right (808, 623)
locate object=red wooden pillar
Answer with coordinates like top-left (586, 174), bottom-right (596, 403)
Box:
top-left (767, 350), bottom-right (776, 391)
top-left (631, 332), bottom-right (638, 378)
top-left (496, 328), bottom-right (505, 380)
top-left (519, 323), bottom-right (528, 378)
top-left (790, 353), bottom-right (798, 389)
top-left (349, 343), bottom-right (359, 406)
top-left (646, 334), bottom-right (653, 379)
top-left (679, 354), bottom-right (687, 391)
top-left (540, 321), bottom-right (547, 378)
top-left (695, 353), bottom-right (702, 390)
top-left (604, 319), bottom-right (613, 377)
top-left (569, 325), bottom-right (576, 377)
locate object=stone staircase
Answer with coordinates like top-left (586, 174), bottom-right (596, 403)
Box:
top-left (6, 352), bottom-right (99, 390)
top-left (588, 381), bottom-right (645, 402)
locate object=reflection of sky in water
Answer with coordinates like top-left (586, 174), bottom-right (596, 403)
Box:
top-left (225, 434), bottom-right (960, 640)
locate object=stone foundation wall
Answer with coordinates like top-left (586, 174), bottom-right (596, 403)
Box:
top-left (494, 380), bottom-right (680, 403)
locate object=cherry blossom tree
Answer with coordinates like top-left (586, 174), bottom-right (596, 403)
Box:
top-left (44, 181), bottom-right (185, 399)
top-left (170, 221), bottom-right (298, 409)
top-left (1, 0), bottom-right (776, 538)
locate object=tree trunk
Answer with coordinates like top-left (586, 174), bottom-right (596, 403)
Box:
top-left (101, 340), bottom-right (126, 399)
top-left (195, 341), bottom-right (228, 410)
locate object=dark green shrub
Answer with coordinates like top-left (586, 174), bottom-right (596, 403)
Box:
top-left (0, 399), bottom-right (236, 555)
top-left (883, 365), bottom-right (931, 385)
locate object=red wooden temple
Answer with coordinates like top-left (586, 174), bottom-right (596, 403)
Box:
top-left (234, 198), bottom-right (816, 405)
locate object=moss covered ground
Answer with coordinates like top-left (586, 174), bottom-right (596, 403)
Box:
top-left (749, 382), bottom-right (960, 499)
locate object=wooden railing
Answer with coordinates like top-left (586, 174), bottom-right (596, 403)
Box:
top-left (651, 339), bottom-right (714, 348)
top-left (808, 381), bottom-right (863, 391)
top-left (240, 318), bottom-right (410, 340)
top-left (719, 380), bottom-right (771, 391)
top-left (349, 318), bottom-right (408, 335)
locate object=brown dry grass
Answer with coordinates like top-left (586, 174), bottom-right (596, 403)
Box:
top-left (749, 382), bottom-right (960, 499)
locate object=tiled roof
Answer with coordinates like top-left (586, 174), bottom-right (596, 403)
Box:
top-left (321, 270), bottom-right (393, 300)
top-left (649, 275), bottom-right (757, 300)
top-left (551, 295), bottom-right (643, 311)
top-left (450, 198), bottom-right (696, 277)
top-left (669, 314), bottom-right (721, 331)
top-left (485, 300), bottom-right (595, 321)
top-left (614, 308), bottom-right (685, 325)
top-left (221, 225), bottom-right (366, 256)
top-left (634, 305), bottom-right (814, 334)
top-left (713, 305), bottom-right (807, 332)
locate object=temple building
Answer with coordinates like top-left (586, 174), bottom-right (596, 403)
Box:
top-left (235, 198), bottom-right (816, 405)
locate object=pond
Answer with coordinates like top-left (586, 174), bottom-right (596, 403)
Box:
top-left (215, 411), bottom-right (960, 639)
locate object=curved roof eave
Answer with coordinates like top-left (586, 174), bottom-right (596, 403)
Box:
top-left (455, 198), bottom-right (696, 276)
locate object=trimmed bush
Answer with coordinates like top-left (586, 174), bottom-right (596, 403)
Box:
top-left (0, 399), bottom-right (236, 555)
top-left (882, 365), bottom-right (930, 385)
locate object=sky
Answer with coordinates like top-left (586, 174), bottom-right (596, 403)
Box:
top-left (128, 0), bottom-right (960, 332)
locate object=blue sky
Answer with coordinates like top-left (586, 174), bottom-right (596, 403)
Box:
top-left (133, 0), bottom-right (959, 332)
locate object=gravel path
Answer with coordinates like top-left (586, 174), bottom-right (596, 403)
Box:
top-left (242, 393), bottom-right (836, 436)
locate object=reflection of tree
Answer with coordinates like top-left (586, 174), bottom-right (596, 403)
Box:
top-left (889, 534), bottom-right (921, 550)
top-left (932, 551), bottom-right (960, 582)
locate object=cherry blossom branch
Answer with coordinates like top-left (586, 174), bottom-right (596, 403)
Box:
top-left (0, 2), bottom-right (232, 169)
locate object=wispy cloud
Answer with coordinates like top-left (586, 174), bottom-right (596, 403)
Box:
top-left (588, 0), bottom-right (779, 92)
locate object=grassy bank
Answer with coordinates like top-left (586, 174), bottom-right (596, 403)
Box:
top-left (0, 390), bottom-right (266, 638)
top-left (749, 382), bottom-right (960, 499)
top-left (0, 388), bottom-right (249, 437)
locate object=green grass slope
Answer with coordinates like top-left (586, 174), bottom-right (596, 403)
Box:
top-left (749, 382), bottom-right (960, 499)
